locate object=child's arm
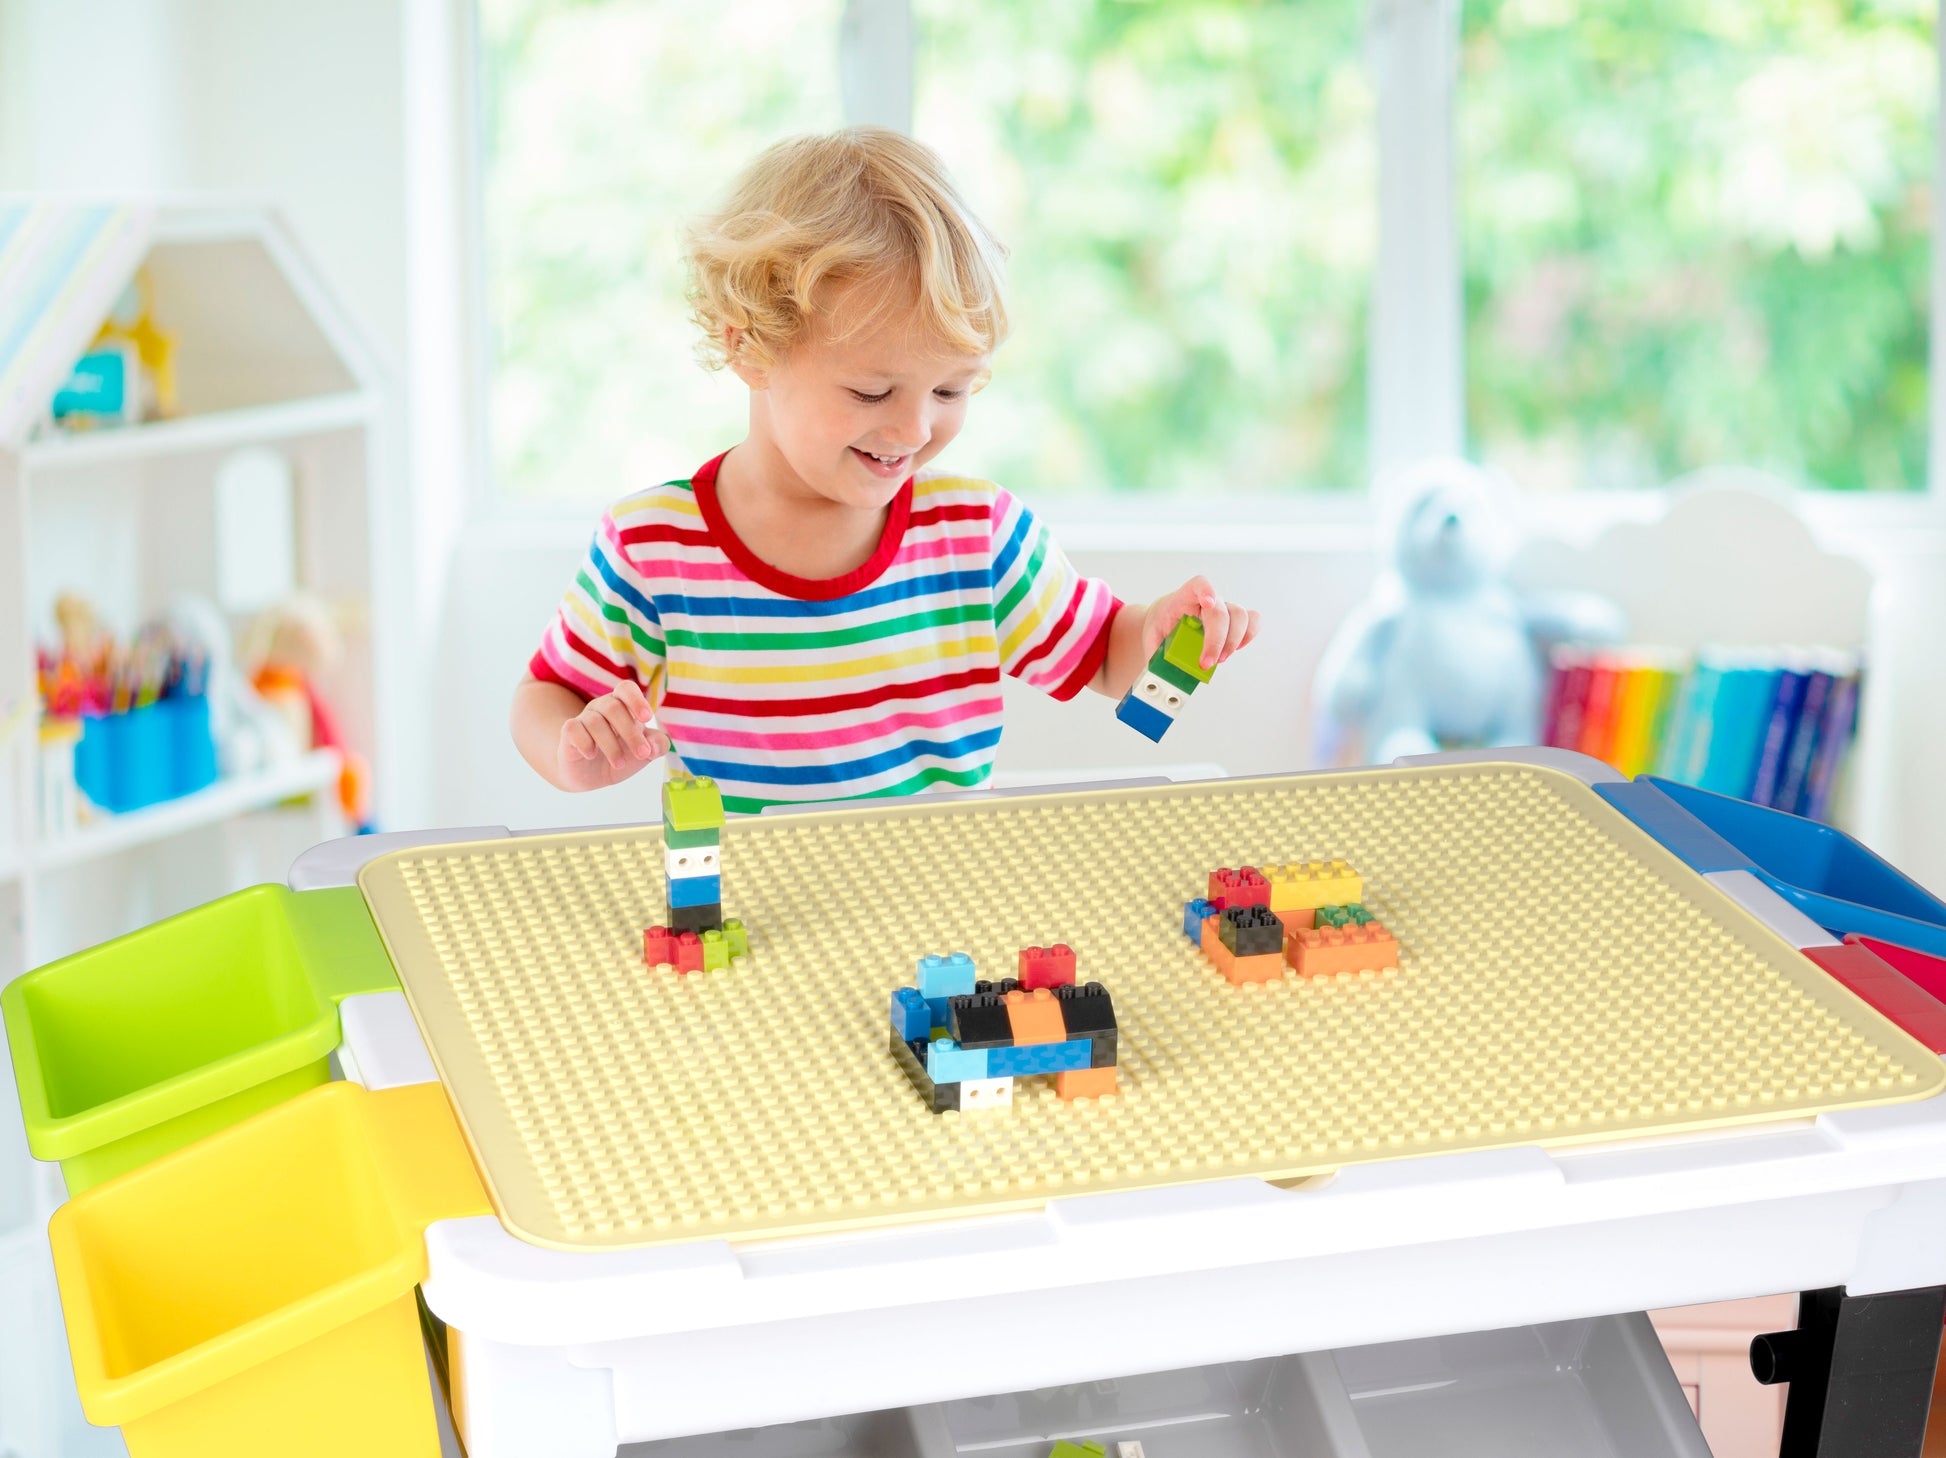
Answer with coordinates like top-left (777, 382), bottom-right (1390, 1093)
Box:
top-left (511, 674), bottom-right (671, 792)
top-left (1090, 577), bottom-right (1259, 698)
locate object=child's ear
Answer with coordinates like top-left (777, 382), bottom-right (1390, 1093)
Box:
top-left (725, 329), bottom-right (769, 389)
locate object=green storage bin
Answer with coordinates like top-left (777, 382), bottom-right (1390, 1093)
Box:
top-left (1, 884), bottom-right (398, 1193)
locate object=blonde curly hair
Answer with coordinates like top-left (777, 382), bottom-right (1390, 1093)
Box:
top-left (684, 127), bottom-right (1009, 373)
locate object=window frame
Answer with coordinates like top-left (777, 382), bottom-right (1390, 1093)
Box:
top-left (452, 0), bottom-right (1946, 545)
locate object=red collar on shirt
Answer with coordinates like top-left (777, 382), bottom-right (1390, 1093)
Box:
top-left (691, 451), bottom-right (914, 602)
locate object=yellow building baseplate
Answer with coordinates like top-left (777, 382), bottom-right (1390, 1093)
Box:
top-left (357, 763), bottom-right (1943, 1251)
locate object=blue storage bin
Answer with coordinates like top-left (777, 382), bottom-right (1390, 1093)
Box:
top-left (162, 694), bottom-right (218, 796)
top-left (74, 712), bottom-right (115, 810)
top-left (1597, 776), bottom-right (1946, 957)
top-left (116, 704), bottom-right (172, 811)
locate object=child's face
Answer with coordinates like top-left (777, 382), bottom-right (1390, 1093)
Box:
top-left (737, 279), bottom-right (989, 510)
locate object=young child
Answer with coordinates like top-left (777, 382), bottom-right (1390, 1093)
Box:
top-left (513, 127), bottom-right (1259, 813)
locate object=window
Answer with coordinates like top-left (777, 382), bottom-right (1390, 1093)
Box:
top-left (1462, 0), bottom-right (1935, 494)
top-left (479, 0), bottom-right (843, 503)
top-left (914, 0), bottom-right (1375, 497)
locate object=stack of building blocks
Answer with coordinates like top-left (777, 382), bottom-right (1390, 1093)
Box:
top-left (644, 773), bottom-right (746, 972)
top-left (1185, 858), bottom-right (1397, 985)
top-left (1115, 614), bottom-right (1214, 742)
top-left (891, 951), bottom-right (1119, 1112)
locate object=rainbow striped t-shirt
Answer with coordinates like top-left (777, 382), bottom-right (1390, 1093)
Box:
top-left (529, 453), bottom-right (1121, 813)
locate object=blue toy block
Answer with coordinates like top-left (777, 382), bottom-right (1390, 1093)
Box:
top-left (917, 952), bottom-right (978, 1002)
top-left (926, 1038), bottom-right (990, 1084)
top-left (1184, 897), bottom-right (1216, 942)
top-left (890, 987), bottom-right (931, 1042)
top-left (987, 1039), bottom-right (1091, 1078)
top-left (666, 873), bottom-right (722, 908)
top-left (924, 996), bottom-right (953, 1030)
top-left (1114, 692), bottom-right (1174, 743)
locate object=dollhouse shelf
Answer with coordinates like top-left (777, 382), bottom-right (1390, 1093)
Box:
top-left (0, 201), bottom-right (386, 977)
top-left (35, 749), bottom-right (340, 873)
top-left (20, 391), bottom-right (372, 470)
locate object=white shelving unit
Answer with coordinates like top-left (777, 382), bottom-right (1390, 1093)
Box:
top-left (0, 201), bottom-right (387, 981)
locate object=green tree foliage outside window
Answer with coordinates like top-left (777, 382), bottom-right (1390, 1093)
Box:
top-left (916, 0), bottom-right (1374, 497)
top-left (480, 0), bottom-right (843, 504)
top-left (1463, 0), bottom-right (1935, 493)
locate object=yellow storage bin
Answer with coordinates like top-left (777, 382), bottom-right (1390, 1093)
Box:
top-left (49, 1080), bottom-right (489, 1458)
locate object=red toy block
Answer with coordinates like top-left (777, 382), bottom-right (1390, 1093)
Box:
top-left (1274, 907), bottom-right (1315, 935)
top-left (675, 931), bottom-right (705, 975)
top-left (1018, 944), bottom-right (1078, 990)
top-left (1208, 867), bottom-right (1270, 908)
top-left (643, 925), bottom-right (676, 966)
top-left (1286, 922), bottom-right (1398, 978)
top-left (1056, 1065), bottom-right (1119, 1101)
top-left (1807, 943), bottom-right (1946, 1054)
top-left (1005, 987), bottom-right (1068, 1045)
top-left (1224, 951), bottom-right (1285, 986)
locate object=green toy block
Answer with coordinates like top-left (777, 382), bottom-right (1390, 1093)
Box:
top-left (1048, 1443), bottom-right (1108, 1458)
top-left (701, 929), bottom-right (729, 972)
top-left (1317, 903), bottom-right (1377, 928)
top-left (661, 773), bottom-right (726, 834)
top-left (724, 919), bottom-right (749, 959)
top-left (663, 822), bottom-right (720, 849)
top-left (1146, 647), bottom-right (1203, 695)
top-left (1160, 614), bottom-right (1214, 684)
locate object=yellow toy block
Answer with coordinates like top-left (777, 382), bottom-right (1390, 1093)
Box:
top-left (1266, 858), bottom-right (1362, 912)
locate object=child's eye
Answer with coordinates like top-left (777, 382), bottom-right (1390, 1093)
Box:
top-left (933, 388), bottom-right (965, 401)
top-left (850, 388), bottom-right (892, 404)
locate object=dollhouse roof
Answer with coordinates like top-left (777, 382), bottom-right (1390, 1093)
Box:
top-left (0, 200), bottom-right (380, 453)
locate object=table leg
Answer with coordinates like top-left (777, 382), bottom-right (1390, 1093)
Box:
top-left (1750, 1284), bottom-right (1946, 1458)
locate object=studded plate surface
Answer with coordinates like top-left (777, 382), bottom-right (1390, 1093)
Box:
top-left (357, 763), bottom-right (1943, 1250)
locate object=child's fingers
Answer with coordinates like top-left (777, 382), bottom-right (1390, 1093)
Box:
top-left (597, 694), bottom-right (656, 759)
top-left (1194, 586), bottom-right (1230, 670)
top-left (611, 679), bottom-right (653, 723)
top-left (561, 718), bottom-right (599, 762)
top-left (579, 709), bottom-right (631, 768)
top-left (645, 727), bottom-right (672, 761)
top-left (1218, 603), bottom-right (1256, 662)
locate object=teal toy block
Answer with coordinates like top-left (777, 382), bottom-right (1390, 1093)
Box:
top-left (926, 1038), bottom-right (989, 1084)
top-left (917, 952), bottom-right (978, 1002)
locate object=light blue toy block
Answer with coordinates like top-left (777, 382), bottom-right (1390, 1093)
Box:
top-left (891, 987), bottom-right (931, 1042)
top-left (926, 1038), bottom-right (989, 1084)
top-left (917, 952), bottom-right (977, 1002)
top-left (1184, 897), bottom-right (1216, 942)
top-left (988, 1039), bottom-right (1090, 1078)
top-left (1114, 692), bottom-right (1174, 743)
top-left (667, 873), bottom-right (722, 908)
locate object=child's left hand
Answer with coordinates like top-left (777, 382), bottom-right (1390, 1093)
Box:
top-left (1143, 576), bottom-right (1260, 671)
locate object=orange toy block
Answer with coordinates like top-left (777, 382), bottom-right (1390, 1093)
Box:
top-left (1224, 951), bottom-right (1286, 986)
top-left (1286, 922), bottom-right (1398, 978)
top-left (1004, 987), bottom-right (1068, 1045)
top-left (1199, 915), bottom-right (1234, 976)
top-left (1056, 1065), bottom-right (1119, 1101)
top-left (1274, 907), bottom-right (1315, 935)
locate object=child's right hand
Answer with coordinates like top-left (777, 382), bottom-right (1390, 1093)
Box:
top-left (557, 681), bottom-right (671, 791)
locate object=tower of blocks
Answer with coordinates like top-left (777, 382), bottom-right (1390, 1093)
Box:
top-left (1185, 859), bottom-right (1399, 985)
top-left (642, 774), bottom-right (748, 973)
top-left (1115, 614), bottom-right (1213, 743)
top-left (891, 948), bottom-right (1119, 1113)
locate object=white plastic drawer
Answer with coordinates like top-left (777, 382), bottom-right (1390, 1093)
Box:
top-left (619, 1409), bottom-right (926, 1457)
top-left (910, 1312), bottom-right (1709, 1458)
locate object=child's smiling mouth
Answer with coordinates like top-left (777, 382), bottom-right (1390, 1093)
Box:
top-left (851, 446), bottom-right (911, 478)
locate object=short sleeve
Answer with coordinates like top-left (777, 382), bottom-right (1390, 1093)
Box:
top-left (527, 511), bottom-right (667, 703)
top-left (990, 487), bottom-right (1121, 702)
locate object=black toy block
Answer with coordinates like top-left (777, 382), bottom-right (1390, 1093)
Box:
top-left (1054, 982), bottom-right (1117, 1042)
top-left (668, 902), bottom-right (722, 934)
top-left (949, 993), bottom-right (1016, 1050)
top-left (889, 1028), bottom-right (961, 1113)
top-left (1219, 904), bottom-right (1283, 957)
